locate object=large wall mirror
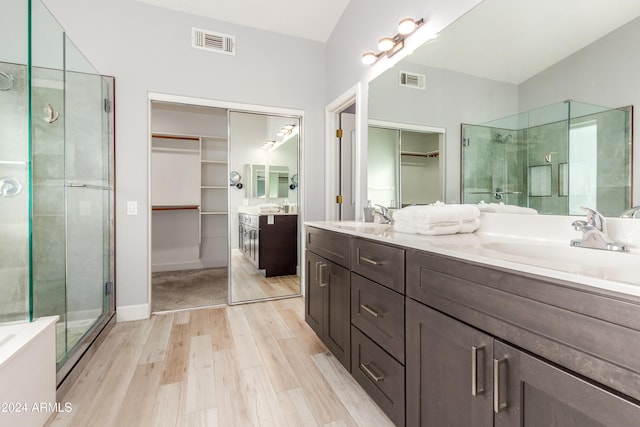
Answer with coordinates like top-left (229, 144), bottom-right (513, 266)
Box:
top-left (229, 111), bottom-right (300, 304)
top-left (367, 0), bottom-right (640, 216)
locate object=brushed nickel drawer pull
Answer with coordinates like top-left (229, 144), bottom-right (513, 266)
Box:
top-left (357, 248), bottom-right (383, 266)
top-left (493, 357), bottom-right (508, 413)
top-left (471, 345), bottom-right (485, 396)
top-left (318, 263), bottom-right (329, 287)
top-left (360, 304), bottom-right (384, 318)
top-left (360, 362), bottom-right (384, 382)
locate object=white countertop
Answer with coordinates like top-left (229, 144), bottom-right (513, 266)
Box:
top-left (305, 214), bottom-right (640, 299)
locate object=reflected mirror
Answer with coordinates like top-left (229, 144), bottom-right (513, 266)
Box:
top-left (367, 0), bottom-right (640, 216)
top-left (229, 111), bottom-right (300, 304)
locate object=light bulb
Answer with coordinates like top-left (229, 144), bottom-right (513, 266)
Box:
top-left (378, 37), bottom-right (395, 52)
top-left (361, 52), bottom-right (378, 65)
top-left (398, 18), bottom-right (417, 35)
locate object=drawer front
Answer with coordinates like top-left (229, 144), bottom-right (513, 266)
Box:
top-left (351, 273), bottom-right (404, 363)
top-left (351, 238), bottom-right (404, 293)
top-left (351, 326), bottom-right (405, 426)
top-left (239, 213), bottom-right (259, 227)
top-left (306, 226), bottom-right (350, 268)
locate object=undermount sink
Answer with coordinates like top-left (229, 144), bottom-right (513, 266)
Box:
top-left (478, 241), bottom-right (638, 285)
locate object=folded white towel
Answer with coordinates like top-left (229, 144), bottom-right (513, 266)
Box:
top-left (477, 201), bottom-right (537, 215)
top-left (392, 203), bottom-right (481, 235)
top-left (393, 203), bottom-right (480, 224)
top-left (257, 203), bottom-right (281, 214)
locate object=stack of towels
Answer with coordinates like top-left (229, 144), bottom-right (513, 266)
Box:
top-left (477, 201), bottom-right (538, 215)
top-left (257, 203), bottom-right (281, 214)
top-left (393, 202), bottom-right (481, 235)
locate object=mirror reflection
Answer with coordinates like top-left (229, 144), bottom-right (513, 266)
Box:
top-left (229, 111), bottom-right (300, 304)
top-left (462, 100), bottom-right (632, 216)
top-left (367, 0), bottom-right (640, 216)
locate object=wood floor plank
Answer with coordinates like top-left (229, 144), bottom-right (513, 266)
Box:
top-left (114, 361), bottom-right (164, 426)
top-left (139, 312), bottom-right (174, 364)
top-left (150, 382), bottom-right (182, 427)
top-left (312, 352), bottom-right (394, 427)
top-left (160, 322), bottom-right (190, 385)
top-left (226, 305), bottom-right (264, 370)
top-left (213, 348), bottom-right (253, 427)
top-left (210, 307), bottom-right (233, 351)
top-left (278, 338), bottom-right (356, 426)
top-left (186, 334), bottom-right (216, 414)
top-left (243, 365), bottom-right (289, 427)
top-left (279, 387), bottom-right (322, 427)
top-left (242, 304), bottom-right (300, 393)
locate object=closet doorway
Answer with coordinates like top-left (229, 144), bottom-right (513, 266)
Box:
top-left (149, 95), bottom-right (304, 312)
top-left (150, 102), bottom-right (229, 312)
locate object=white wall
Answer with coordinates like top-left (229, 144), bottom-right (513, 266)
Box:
top-left (368, 62), bottom-right (519, 202)
top-left (43, 0), bottom-right (326, 314)
top-left (325, 0), bottom-right (484, 101)
top-left (519, 17), bottom-right (640, 204)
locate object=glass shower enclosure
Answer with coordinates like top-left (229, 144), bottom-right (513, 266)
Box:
top-left (461, 100), bottom-right (632, 216)
top-left (0, 0), bottom-right (115, 386)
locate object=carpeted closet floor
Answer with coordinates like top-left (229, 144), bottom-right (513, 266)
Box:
top-left (151, 267), bottom-right (228, 312)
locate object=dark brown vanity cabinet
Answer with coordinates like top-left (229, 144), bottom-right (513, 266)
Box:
top-left (407, 298), bottom-right (640, 426)
top-left (239, 213), bottom-right (297, 277)
top-left (406, 249), bottom-right (640, 427)
top-left (350, 238), bottom-right (406, 426)
top-left (305, 228), bottom-right (351, 369)
top-left (406, 299), bottom-right (494, 427)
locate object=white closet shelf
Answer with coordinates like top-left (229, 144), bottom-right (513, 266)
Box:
top-left (201, 160), bottom-right (227, 164)
top-left (152, 205), bottom-right (200, 211)
top-left (201, 211), bottom-right (228, 215)
top-left (202, 186), bottom-right (227, 189)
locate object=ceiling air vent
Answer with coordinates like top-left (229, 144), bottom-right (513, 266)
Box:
top-left (192, 28), bottom-right (235, 56)
top-left (399, 71), bottom-right (426, 89)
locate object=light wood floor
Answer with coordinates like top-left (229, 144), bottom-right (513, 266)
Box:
top-left (45, 297), bottom-right (393, 427)
top-left (230, 249), bottom-right (300, 303)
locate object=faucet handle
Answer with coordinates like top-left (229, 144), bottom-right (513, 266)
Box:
top-left (580, 206), bottom-right (607, 234)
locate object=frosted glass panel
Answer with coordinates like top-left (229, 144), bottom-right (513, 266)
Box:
top-left (529, 165), bottom-right (552, 197)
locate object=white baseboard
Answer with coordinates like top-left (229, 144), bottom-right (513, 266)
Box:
top-left (116, 303), bottom-right (150, 322)
top-left (152, 259), bottom-right (227, 273)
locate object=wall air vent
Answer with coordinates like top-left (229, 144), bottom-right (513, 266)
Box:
top-left (399, 71), bottom-right (426, 89)
top-left (192, 28), bottom-right (235, 56)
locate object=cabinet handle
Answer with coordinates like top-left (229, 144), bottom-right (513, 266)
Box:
top-left (360, 362), bottom-right (384, 382)
top-left (360, 304), bottom-right (384, 318)
top-left (318, 263), bottom-right (329, 287)
top-left (315, 261), bottom-right (322, 284)
top-left (493, 357), bottom-right (508, 413)
top-left (471, 345), bottom-right (485, 396)
top-left (357, 248), bottom-right (382, 266)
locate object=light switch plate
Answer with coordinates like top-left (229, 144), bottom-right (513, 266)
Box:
top-left (127, 201), bottom-right (138, 215)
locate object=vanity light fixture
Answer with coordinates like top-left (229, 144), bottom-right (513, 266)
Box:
top-left (362, 17), bottom-right (425, 65)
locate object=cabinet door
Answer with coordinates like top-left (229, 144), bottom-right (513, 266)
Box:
top-left (324, 259), bottom-right (351, 370)
top-left (494, 341), bottom-right (640, 427)
top-left (406, 299), bottom-right (493, 427)
top-left (305, 250), bottom-right (324, 338)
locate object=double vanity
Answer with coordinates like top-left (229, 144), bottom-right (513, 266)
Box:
top-left (304, 215), bottom-right (640, 426)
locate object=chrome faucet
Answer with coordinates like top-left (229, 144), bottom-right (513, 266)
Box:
top-left (570, 207), bottom-right (629, 252)
top-left (373, 204), bottom-right (394, 224)
top-left (620, 206), bottom-right (640, 219)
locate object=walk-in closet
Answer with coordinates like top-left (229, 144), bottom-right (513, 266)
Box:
top-left (150, 102), bottom-right (229, 312)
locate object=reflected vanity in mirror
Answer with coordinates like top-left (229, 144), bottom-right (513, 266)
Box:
top-left (366, 0), bottom-right (639, 216)
top-left (229, 111), bottom-right (300, 304)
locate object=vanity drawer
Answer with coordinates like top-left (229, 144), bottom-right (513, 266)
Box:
top-left (351, 326), bottom-right (405, 426)
top-left (351, 273), bottom-right (404, 362)
top-left (306, 226), bottom-right (350, 268)
top-left (351, 238), bottom-right (404, 293)
top-left (239, 213), bottom-right (259, 227)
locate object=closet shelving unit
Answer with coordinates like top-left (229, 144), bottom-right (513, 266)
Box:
top-left (151, 132), bottom-right (228, 267)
